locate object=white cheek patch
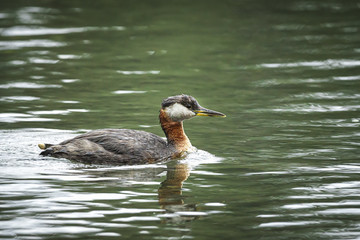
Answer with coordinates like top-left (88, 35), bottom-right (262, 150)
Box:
top-left (165, 103), bottom-right (196, 122)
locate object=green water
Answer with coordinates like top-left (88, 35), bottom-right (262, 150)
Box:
top-left (1, 0), bottom-right (360, 239)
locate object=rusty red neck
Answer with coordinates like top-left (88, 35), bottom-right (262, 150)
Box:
top-left (159, 109), bottom-right (192, 152)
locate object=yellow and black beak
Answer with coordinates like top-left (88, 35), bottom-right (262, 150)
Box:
top-left (193, 107), bottom-right (226, 118)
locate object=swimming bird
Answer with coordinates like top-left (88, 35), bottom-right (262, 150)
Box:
top-left (39, 94), bottom-right (225, 165)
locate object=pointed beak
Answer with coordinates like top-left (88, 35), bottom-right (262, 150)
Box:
top-left (193, 107), bottom-right (226, 118)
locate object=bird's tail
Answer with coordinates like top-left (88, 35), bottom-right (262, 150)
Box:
top-left (38, 143), bottom-right (53, 150)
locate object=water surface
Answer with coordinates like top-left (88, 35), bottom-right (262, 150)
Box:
top-left (1, 0), bottom-right (360, 239)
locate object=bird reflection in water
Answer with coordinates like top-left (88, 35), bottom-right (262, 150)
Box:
top-left (159, 162), bottom-right (198, 223)
top-left (159, 162), bottom-right (189, 206)
top-left (75, 161), bottom-right (200, 222)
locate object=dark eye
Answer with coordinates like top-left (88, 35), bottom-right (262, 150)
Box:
top-left (185, 104), bottom-right (192, 109)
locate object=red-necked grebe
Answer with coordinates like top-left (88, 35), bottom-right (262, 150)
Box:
top-left (39, 94), bottom-right (226, 165)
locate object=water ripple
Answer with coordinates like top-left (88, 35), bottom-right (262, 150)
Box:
top-left (117, 70), bottom-right (160, 75)
top-left (61, 79), bottom-right (80, 83)
top-left (0, 82), bottom-right (62, 89)
top-left (259, 221), bottom-right (322, 228)
top-left (254, 163), bottom-right (360, 233)
top-left (258, 59), bottom-right (360, 69)
top-left (1, 26), bottom-right (125, 37)
top-left (58, 54), bottom-right (83, 60)
top-left (0, 113), bottom-right (59, 123)
top-left (16, 226), bottom-right (102, 235)
top-left (113, 90), bottom-right (147, 94)
top-left (93, 208), bottom-right (164, 215)
top-left (53, 192), bottom-right (129, 203)
top-left (282, 200), bottom-right (360, 210)
top-left (0, 13), bottom-right (10, 19)
top-left (292, 92), bottom-right (360, 100)
top-left (15, 7), bottom-right (59, 24)
top-left (113, 216), bottom-right (161, 222)
top-left (0, 96), bottom-right (40, 102)
top-left (28, 109), bottom-right (89, 115)
top-left (0, 39), bottom-right (66, 50)
top-left (333, 75), bottom-right (360, 81)
top-left (272, 103), bottom-right (360, 113)
top-left (317, 208), bottom-right (360, 215)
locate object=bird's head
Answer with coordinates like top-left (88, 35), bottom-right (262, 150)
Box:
top-left (161, 94), bottom-right (226, 122)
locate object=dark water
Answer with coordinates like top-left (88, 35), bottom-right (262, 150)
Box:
top-left (1, 0), bottom-right (360, 239)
